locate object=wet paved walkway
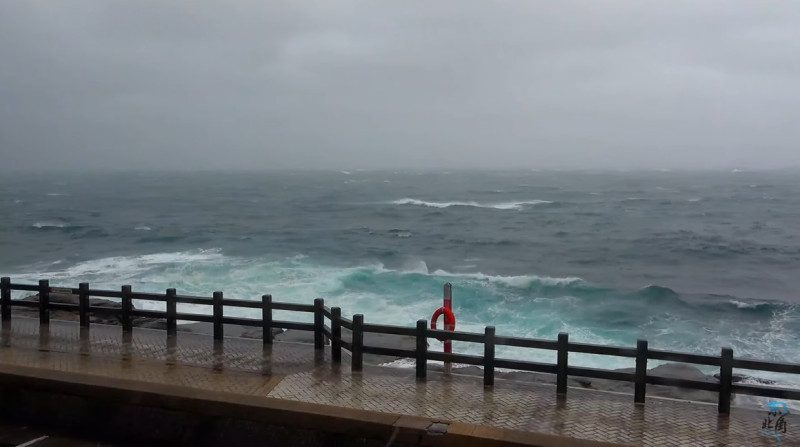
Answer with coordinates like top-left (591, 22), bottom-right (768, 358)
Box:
top-left (0, 317), bottom-right (792, 446)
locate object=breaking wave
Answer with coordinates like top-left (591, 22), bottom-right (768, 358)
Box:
top-left (6, 250), bottom-right (800, 391)
top-left (32, 222), bottom-right (67, 229)
top-left (391, 198), bottom-right (552, 210)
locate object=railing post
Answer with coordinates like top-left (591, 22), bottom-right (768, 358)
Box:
top-left (262, 294), bottom-right (272, 345)
top-left (78, 283), bottom-right (90, 329)
top-left (213, 291), bottom-right (223, 341)
top-left (314, 298), bottom-right (324, 350)
top-left (1, 277), bottom-right (10, 322)
top-left (38, 279), bottom-right (50, 326)
top-left (718, 346), bottom-right (733, 415)
top-left (352, 314), bottom-right (364, 372)
top-left (121, 285), bottom-right (132, 333)
top-left (443, 282), bottom-right (453, 374)
top-left (557, 332), bottom-right (568, 395)
top-left (332, 307), bottom-right (342, 363)
top-left (484, 326), bottom-right (496, 387)
top-left (166, 288), bottom-right (177, 336)
top-left (635, 339), bottom-right (648, 404)
top-left (416, 319), bottom-right (427, 379)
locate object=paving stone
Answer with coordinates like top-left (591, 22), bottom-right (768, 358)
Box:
top-left (0, 317), bottom-right (795, 446)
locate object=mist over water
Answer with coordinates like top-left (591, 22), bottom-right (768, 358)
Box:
top-left (2, 169), bottom-right (800, 388)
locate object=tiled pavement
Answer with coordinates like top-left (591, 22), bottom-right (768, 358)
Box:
top-left (0, 317), bottom-right (792, 446)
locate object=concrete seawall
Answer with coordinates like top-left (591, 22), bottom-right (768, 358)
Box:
top-left (0, 363), bottom-right (622, 447)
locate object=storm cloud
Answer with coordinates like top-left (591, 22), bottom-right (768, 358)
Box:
top-left (1, 1), bottom-right (799, 171)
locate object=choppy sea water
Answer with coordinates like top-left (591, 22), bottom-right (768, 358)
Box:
top-left (2, 169), bottom-right (799, 394)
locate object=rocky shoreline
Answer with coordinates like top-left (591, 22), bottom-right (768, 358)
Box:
top-left (16, 292), bottom-right (166, 328)
top-left (15, 292), bottom-right (767, 406)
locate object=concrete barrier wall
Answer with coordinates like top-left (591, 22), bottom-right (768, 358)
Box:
top-left (0, 364), bottom-right (630, 447)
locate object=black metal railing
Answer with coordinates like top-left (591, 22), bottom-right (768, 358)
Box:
top-left (2, 278), bottom-right (799, 415)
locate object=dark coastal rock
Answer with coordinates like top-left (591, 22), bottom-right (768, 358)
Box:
top-left (333, 328), bottom-right (417, 365)
top-left (444, 365), bottom-right (580, 387)
top-left (240, 328), bottom-right (288, 340)
top-left (572, 363), bottom-right (720, 403)
top-left (713, 372), bottom-right (776, 385)
top-left (135, 319), bottom-right (192, 332)
top-left (20, 293), bottom-right (164, 328)
top-left (240, 326), bottom-right (417, 364)
top-left (238, 326), bottom-right (418, 366)
top-left (440, 363), bottom-right (725, 404)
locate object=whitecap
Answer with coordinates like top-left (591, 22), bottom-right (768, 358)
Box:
top-left (32, 222), bottom-right (66, 229)
top-left (403, 260), bottom-right (429, 274)
top-left (428, 269), bottom-right (584, 288)
top-left (391, 198), bottom-right (551, 210)
top-left (15, 249), bottom-right (227, 282)
top-left (340, 170), bottom-right (351, 175)
top-left (13, 199), bottom-right (24, 204)
top-left (46, 193), bottom-right (67, 197)
top-left (134, 226), bottom-right (152, 231)
top-left (687, 198), bottom-right (703, 202)
top-left (728, 299), bottom-right (768, 309)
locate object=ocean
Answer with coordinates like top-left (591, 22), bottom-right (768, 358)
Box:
top-left (2, 169), bottom-right (799, 387)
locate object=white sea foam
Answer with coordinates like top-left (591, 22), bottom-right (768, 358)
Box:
top-left (729, 299), bottom-right (763, 309)
top-left (32, 222), bottom-right (66, 229)
top-left (13, 249), bottom-right (226, 283)
top-left (391, 198), bottom-right (551, 210)
top-left (429, 269), bottom-right (584, 288)
top-left (365, 260), bottom-right (584, 292)
top-left (134, 226), bottom-right (152, 231)
top-left (9, 251), bottom-right (800, 391)
top-left (367, 260), bottom-right (582, 288)
top-left (46, 193), bottom-right (67, 197)
top-left (687, 198), bottom-right (703, 202)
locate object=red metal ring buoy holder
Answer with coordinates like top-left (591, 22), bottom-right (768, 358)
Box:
top-left (431, 306), bottom-right (456, 341)
top-left (430, 283), bottom-right (456, 373)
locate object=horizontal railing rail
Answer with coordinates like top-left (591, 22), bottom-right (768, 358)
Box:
top-left (1, 277), bottom-right (799, 416)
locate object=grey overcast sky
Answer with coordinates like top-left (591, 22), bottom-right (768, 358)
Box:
top-left (1, 1), bottom-right (799, 171)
